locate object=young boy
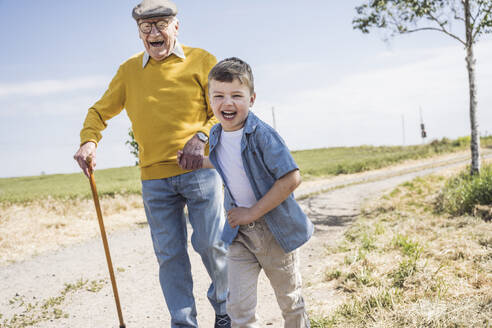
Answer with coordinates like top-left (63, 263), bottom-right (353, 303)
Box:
top-left (178, 57), bottom-right (313, 328)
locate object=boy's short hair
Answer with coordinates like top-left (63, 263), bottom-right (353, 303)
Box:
top-left (208, 57), bottom-right (254, 94)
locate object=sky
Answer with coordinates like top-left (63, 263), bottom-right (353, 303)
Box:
top-left (1, 0), bottom-right (491, 178)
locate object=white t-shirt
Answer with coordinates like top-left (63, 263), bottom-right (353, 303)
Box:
top-left (215, 128), bottom-right (257, 208)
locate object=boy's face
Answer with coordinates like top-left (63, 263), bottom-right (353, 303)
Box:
top-left (209, 78), bottom-right (256, 132)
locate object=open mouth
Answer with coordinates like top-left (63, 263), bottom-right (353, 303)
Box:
top-left (222, 111), bottom-right (236, 120)
top-left (149, 41), bottom-right (165, 47)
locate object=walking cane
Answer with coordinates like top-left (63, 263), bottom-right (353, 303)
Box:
top-left (87, 157), bottom-right (126, 328)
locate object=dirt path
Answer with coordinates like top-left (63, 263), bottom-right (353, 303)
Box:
top-left (1, 151), bottom-right (490, 327)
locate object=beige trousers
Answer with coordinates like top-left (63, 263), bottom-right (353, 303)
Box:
top-left (226, 219), bottom-right (309, 328)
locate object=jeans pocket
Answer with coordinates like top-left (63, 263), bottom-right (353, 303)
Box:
top-left (182, 169), bottom-right (221, 201)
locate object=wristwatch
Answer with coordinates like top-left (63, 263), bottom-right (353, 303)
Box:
top-left (196, 132), bottom-right (209, 143)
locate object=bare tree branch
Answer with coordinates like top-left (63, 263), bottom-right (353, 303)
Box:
top-left (472, 14), bottom-right (482, 39)
top-left (415, 9), bottom-right (467, 45)
top-left (470, 1), bottom-right (483, 31)
top-left (404, 26), bottom-right (467, 44)
top-left (453, 12), bottom-right (466, 22)
top-left (427, 11), bottom-right (450, 30)
top-left (450, 2), bottom-right (465, 22)
top-left (473, 1), bottom-right (482, 15)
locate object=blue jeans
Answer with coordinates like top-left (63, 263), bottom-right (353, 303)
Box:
top-left (142, 169), bottom-right (228, 327)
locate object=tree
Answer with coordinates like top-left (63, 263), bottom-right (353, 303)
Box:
top-left (353, 0), bottom-right (492, 174)
top-left (125, 128), bottom-right (139, 166)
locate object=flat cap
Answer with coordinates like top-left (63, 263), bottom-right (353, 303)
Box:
top-left (132, 0), bottom-right (178, 21)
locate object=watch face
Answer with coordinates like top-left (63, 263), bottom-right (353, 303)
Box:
top-left (197, 132), bottom-right (208, 142)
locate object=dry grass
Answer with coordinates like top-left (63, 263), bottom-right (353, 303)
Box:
top-left (312, 167), bottom-right (492, 327)
top-left (0, 195), bottom-right (146, 265)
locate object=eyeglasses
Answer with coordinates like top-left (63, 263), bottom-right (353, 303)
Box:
top-left (138, 19), bottom-right (173, 34)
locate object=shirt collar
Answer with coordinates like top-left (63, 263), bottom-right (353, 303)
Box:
top-left (243, 111), bottom-right (259, 134)
top-left (142, 39), bottom-right (186, 68)
top-left (210, 111), bottom-right (259, 150)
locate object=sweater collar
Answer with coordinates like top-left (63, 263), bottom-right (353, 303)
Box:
top-left (142, 39), bottom-right (185, 68)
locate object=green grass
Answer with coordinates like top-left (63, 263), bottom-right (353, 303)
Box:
top-left (292, 137), bottom-right (469, 178)
top-left (310, 316), bottom-right (336, 328)
top-left (336, 289), bottom-right (401, 323)
top-left (1, 278), bottom-right (107, 328)
top-left (392, 234), bottom-right (422, 258)
top-left (0, 136), bottom-right (488, 204)
top-left (0, 166), bottom-right (141, 204)
top-left (389, 257), bottom-right (419, 288)
top-left (324, 269), bottom-right (342, 282)
top-left (482, 135), bottom-right (492, 148)
top-left (436, 163), bottom-right (492, 215)
top-left (310, 172), bottom-right (492, 327)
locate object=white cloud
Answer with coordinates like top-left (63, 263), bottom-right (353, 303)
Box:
top-left (0, 75), bottom-right (111, 98)
top-left (255, 40), bottom-right (492, 149)
top-left (0, 93), bottom-right (103, 117)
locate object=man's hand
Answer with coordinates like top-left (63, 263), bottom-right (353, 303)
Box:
top-left (179, 134), bottom-right (205, 170)
top-left (227, 207), bottom-right (257, 228)
top-left (73, 141), bottom-right (97, 178)
top-left (177, 150), bottom-right (183, 166)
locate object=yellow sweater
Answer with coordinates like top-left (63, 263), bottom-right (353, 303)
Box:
top-left (80, 46), bottom-right (218, 180)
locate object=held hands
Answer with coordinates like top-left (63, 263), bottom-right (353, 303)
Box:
top-left (178, 150), bottom-right (214, 170)
top-left (73, 141), bottom-right (97, 178)
top-left (177, 149), bottom-right (203, 170)
top-left (178, 134), bottom-right (205, 170)
top-left (227, 207), bottom-right (257, 228)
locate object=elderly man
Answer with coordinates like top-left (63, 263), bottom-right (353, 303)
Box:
top-left (73, 1), bottom-right (230, 327)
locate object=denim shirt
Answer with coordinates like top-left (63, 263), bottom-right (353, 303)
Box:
top-left (208, 112), bottom-right (314, 253)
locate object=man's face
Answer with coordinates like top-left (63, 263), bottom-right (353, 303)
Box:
top-left (138, 16), bottom-right (178, 61)
top-left (209, 78), bottom-right (256, 132)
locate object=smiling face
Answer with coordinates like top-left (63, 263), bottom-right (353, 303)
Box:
top-left (138, 16), bottom-right (178, 61)
top-left (209, 78), bottom-right (256, 132)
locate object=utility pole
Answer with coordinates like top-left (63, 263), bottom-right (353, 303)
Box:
top-left (271, 106), bottom-right (277, 131)
top-left (401, 114), bottom-right (406, 146)
top-left (419, 106), bottom-right (427, 144)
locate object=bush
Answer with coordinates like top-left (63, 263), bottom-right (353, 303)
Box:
top-left (436, 163), bottom-right (492, 215)
top-left (482, 135), bottom-right (492, 148)
top-left (452, 135), bottom-right (470, 147)
top-left (125, 128), bottom-right (139, 166)
top-left (430, 137), bottom-right (464, 153)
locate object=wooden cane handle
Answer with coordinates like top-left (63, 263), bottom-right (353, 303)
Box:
top-left (86, 156), bottom-right (94, 175)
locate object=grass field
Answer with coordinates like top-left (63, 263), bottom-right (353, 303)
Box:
top-left (310, 169), bottom-right (492, 327)
top-left (0, 166), bottom-right (142, 204)
top-left (1, 136), bottom-right (491, 204)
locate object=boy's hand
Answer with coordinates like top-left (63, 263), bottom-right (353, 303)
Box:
top-left (227, 207), bottom-right (257, 228)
